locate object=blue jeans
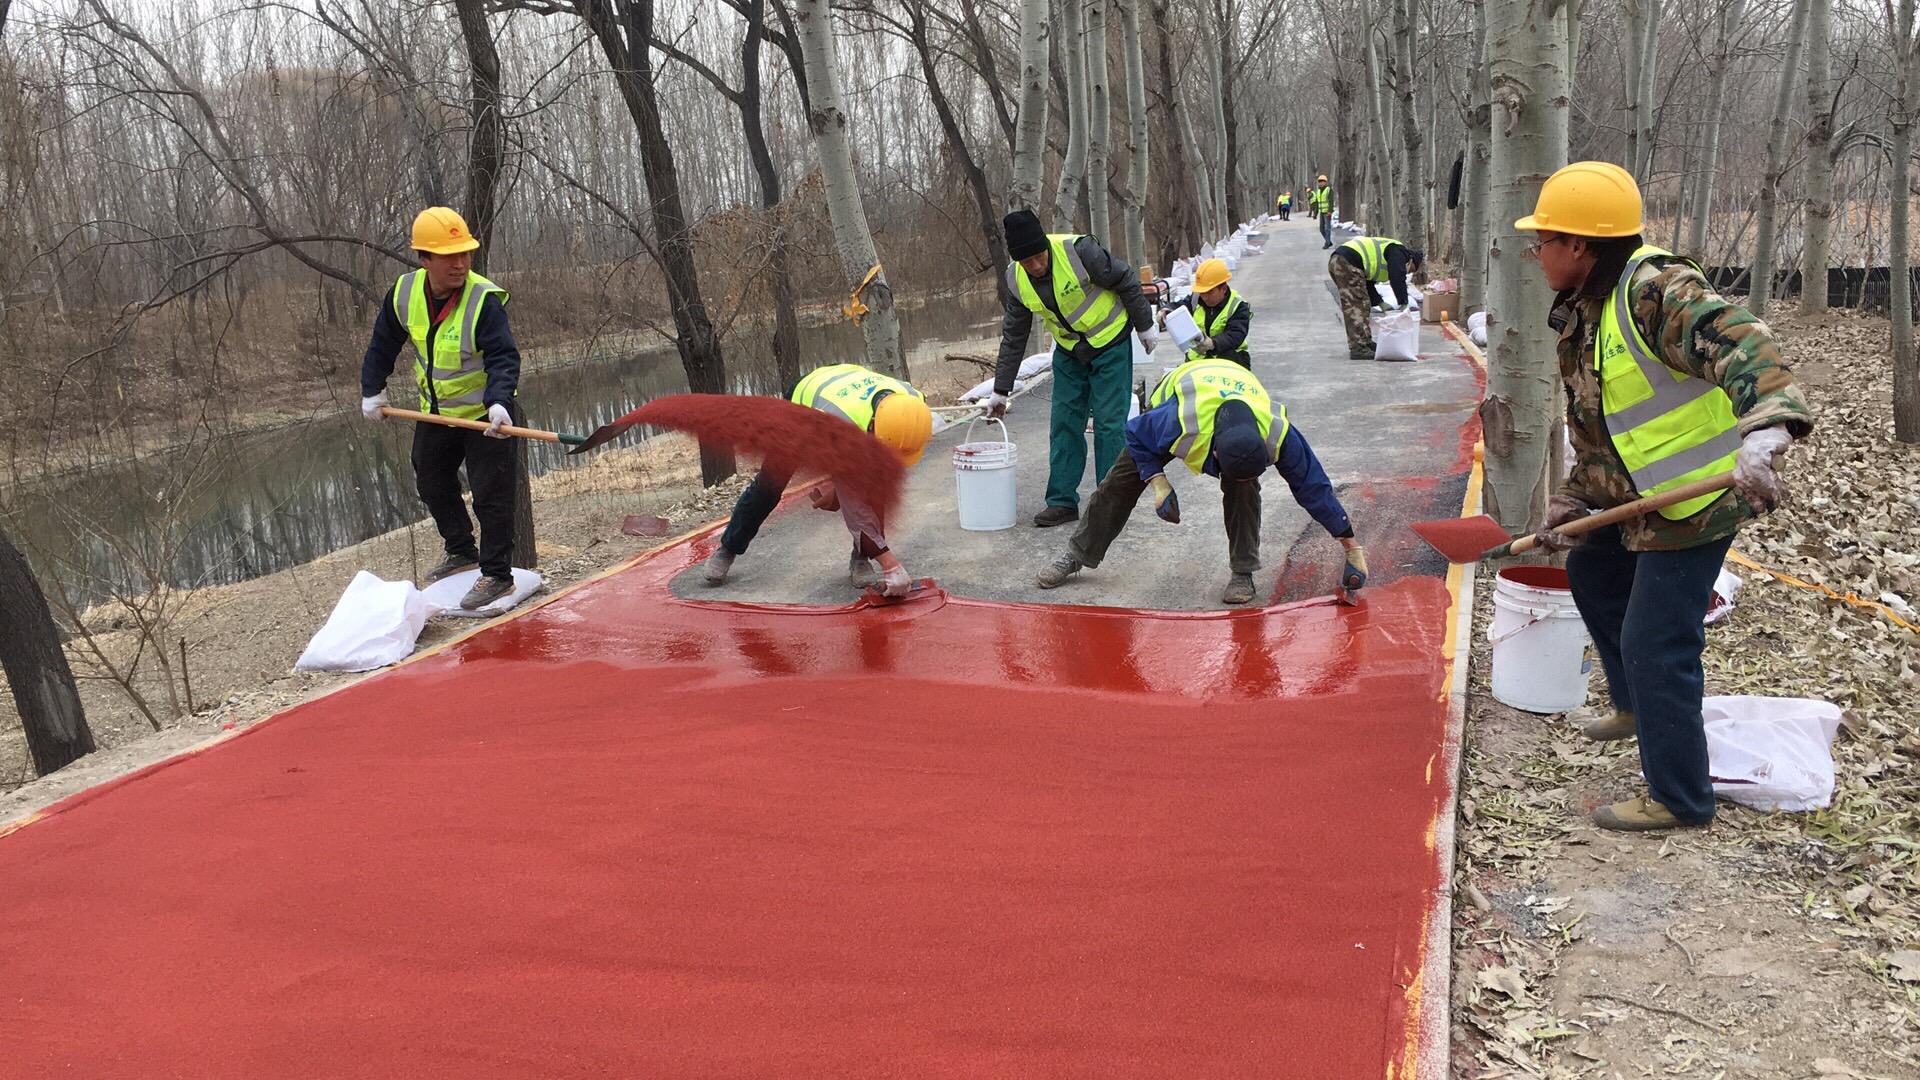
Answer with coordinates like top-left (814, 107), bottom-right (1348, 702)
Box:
top-left (1319, 213), bottom-right (1333, 247)
top-left (1565, 526), bottom-right (1734, 823)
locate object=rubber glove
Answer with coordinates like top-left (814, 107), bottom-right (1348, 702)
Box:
top-left (1733, 426), bottom-right (1793, 512)
top-left (1341, 544), bottom-right (1369, 592)
top-left (985, 391), bottom-right (1009, 419)
top-left (1197, 334), bottom-right (1215, 354)
top-left (1531, 494), bottom-right (1593, 553)
top-left (484, 402), bottom-right (513, 438)
top-left (1155, 309), bottom-right (1168, 331)
top-left (1138, 329), bottom-right (1160, 354)
top-left (361, 392), bottom-right (388, 420)
top-left (880, 565), bottom-right (913, 598)
top-left (1149, 474), bottom-right (1181, 523)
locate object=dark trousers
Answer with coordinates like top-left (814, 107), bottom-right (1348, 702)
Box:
top-left (719, 469), bottom-right (889, 559)
top-left (1047, 339), bottom-right (1136, 510)
top-left (1319, 212), bottom-right (1334, 247)
top-left (411, 410), bottom-right (517, 578)
top-left (1565, 526), bottom-right (1735, 824)
top-left (1067, 451), bottom-right (1263, 573)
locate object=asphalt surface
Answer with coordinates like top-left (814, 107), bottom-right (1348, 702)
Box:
top-left (671, 220), bottom-right (1479, 610)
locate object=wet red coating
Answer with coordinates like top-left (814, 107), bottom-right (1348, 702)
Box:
top-left (1498, 564), bottom-right (1571, 590)
top-left (620, 393), bottom-right (905, 516)
top-left (0, 526), bottom-right (1459, 1078)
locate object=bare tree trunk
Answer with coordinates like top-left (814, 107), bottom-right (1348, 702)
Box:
top-left (1394, 0), bottom-right (1424, 251)
top-left (1053, 0), bottom-right (1090, 228)
top-left (795, 0), bottom-right (907, 377)
top-left (1119, 0), bottom-right (1150, 263)
top-left (1362, 22), bottom-right (1397, 235)
top-left (1684, 0), bottom-right (1747, 257)
top-left (1216, 7), bottom-right (1245, 227)
top-left (1891, 0), bottom-right (1920, 442)
top-left (907, 0), bottom-right (1009, 294)
top-left (741, 0), bottom-right (803, 390)
top-left (1623, 0), bottom-right (1662, 175)
top-left (1463, 0), bottom-right (1491, 313)
top-left (1180, 84), bottom-right (1220, 239)
top-left (1085, 0), bottom-right (1111, 239)
top-left (1483, 0), bottom-right (1569, 533)
top-left (1799, 0), bottom-right (1834, 314)
top-left (1151, 0), bottom-right (1201, 258)
top-left (1750, 0), bottom-right (1809, 310)
top-left (1012, 0), bottom-right (1053, 211)
top-left (578, 0), bottom-right (734, 484)
top-left (0, 528), bottom-right (94, 776)
top-left (1204, 21), bottom-right (1231, 236)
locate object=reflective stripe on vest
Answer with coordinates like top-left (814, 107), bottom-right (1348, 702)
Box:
top-left (1006, 234), bottom-right (1129, 352)
top-left (790, 363), bottom-right (922, 431)
top-left (1309, 187), bottom-right (1332, 213)
top-left (1147, 358), bottom-right (1288, 474)
top-left (394, 270), bottom-right (509, 420)
top-left (1185, 289), bottom-right (1250, 364)
top-left (1338, 236), bottom-right (1394, 282)
top-left (1596, 245), bottom-right (1741, 520)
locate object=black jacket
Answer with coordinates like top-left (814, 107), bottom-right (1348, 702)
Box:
top-left (360, 281), bottom-right (521, 411)
top-left (995, 236), bottom-right (1154, 394)
top-left (1178, 292), bottom-right (1252, 365)
top-left (1334, 241), bottom-right (1417, 308)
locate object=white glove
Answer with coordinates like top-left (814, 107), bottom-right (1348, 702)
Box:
top-left (880, 565), bottom-right (912, 598)
top-left (484, 402), bottom-right (513, 439)
top-left (1733, 426), bottom-right (1793, 512)
top-left (985, 392), bottom-right (1009, 419)
top-left (361, 392), bottom-right (388, 420)
top-left (1197, 334), bottom-right (1215, 353)
top-left (1139, 329), bottom-right (1160, 354)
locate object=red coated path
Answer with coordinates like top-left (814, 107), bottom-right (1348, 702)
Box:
top-left (0, 527), bottom-right (1461, 1078)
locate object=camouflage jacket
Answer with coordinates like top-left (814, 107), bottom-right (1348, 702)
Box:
top-left (1551, 261), bottom-right (1815, 552)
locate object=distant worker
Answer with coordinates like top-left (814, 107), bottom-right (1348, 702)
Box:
top-left (1157, 258), bottom-right (1251, 369)
top-left (360, 206), bottom-right (523, 612)
top-left (1329, 235), bottom-right (1426, 360)
top-left (989, 208), bottom-right (1158, 528)
top-left (1518, 161), bottom-right (1814, 832)
top-left (703, 363), bottom-right (933, 598)
top-left (1035, 358), bottom-right (1366, 607)
top-left (1308, 174), bottom-right (1335, 249)
top-left (1275, 191), bottom-right (1293, 221)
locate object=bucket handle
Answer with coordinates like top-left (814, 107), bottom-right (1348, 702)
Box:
top-left (1487, 606), bottom-right (1579, 647)
top-left (962, 416), bottom-right (1010, 445)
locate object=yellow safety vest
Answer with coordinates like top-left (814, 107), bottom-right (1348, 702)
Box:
top-left (1308, 186), bottom-right (1332, 214)
top-left (790, 363), bottom-right (922, 431)
top-left (1186, 289), bottom-right (1250, 366)
top-left (1338, 236), bottom-right (1399, 283)
top-left (1595, 245), bottom-right (1742, 520)
top-left (393, 269), bottom-right (509, 421)
top-left (1006, 233), bottom-right (1129, 353)
top-left (1148, 358), bottom-right (1289, 474)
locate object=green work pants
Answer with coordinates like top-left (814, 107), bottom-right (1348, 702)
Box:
top-left (1046, 337), bottom-right (1135, 510)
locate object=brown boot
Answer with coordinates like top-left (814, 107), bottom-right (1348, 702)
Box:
top-left (1591, 795), bottom-right (1707, 833)
top-left (1579, 709), bottom-right (1637, 742)
top-left (1221, 573), bottom-right (1257, 605)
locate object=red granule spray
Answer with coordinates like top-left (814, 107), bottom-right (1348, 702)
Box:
top-left (614, 394), bottom-right (906, 517)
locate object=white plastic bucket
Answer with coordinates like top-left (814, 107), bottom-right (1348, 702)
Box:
top-left (1488, 566), bottom-right (1590, 713)
top-left (954, 418), bottom-right (1018, 531)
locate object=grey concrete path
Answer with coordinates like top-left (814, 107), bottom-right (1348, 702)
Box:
top-left (671, 220), bottom-right (1478, 610)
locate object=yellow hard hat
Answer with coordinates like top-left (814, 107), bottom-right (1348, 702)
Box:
top-left (1514, 161), bottom-right (1643, 237)
top-left (1194, 258), bottom-right (1232, 292)
top-left (1316, 174), bottom-right (1329, 183)
top-left (872, 391), bottom-right (933, 467)
top-left (411, 207), bottom-right (481, 255)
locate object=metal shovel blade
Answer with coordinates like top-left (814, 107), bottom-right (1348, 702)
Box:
top-left (1410, 514), bottom-right (1516, 564)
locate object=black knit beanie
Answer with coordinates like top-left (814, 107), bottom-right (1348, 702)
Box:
top-left (1003, 209), bottom-right (1047, 260)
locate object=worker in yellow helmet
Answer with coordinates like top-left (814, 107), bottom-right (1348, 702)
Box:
top-left (361, 207), bottom-right (525, 612)
top-left (1518, 161), bottom-right (1815, 832)
top-left (1157, 258), bottom-right (1251, 369)
top-left (1275, 190), bottom-right (1292, 221)
top-left (1308, 174), bottom-right (1335, 248)
top-left (704, 364), bottom-right (934, 598)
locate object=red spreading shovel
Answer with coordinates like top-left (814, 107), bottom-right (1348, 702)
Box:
top-left (1412, 472), bottom-right (1737, 562)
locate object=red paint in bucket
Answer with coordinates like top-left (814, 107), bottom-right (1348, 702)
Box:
top-left (1497, 565), bottom-right (1570, 591)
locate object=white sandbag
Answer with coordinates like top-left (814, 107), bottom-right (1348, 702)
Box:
top-left (1702, 695), bottom-right (1843, 811)
top-left (1372, 282), bottom-right (1422, 308)
top-left (1467, 310), bottom-right (1489, 347)
top-left (1704, 568), bottom-right (1743, 625)
top-left (295, 571), bottom-right (435, 672)
top-left (1371, 309), bottom-right (1421, 362)
top-left (422, 567), bottom-right (543, 619)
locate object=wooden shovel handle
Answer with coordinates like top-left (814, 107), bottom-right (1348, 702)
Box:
top-left (1502, 471), bottom-right (1737, 557)
top-left (378, 405), bottom-right (573, 444)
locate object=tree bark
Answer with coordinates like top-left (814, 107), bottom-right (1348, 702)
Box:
top-left (1119, 0), bottom-right (1150, 263)
top-left (1799, 0), bottom-right (1834, 314)
top-left (1394, 0), bottom-right (1424, 251)
top-left (741, 0), bottom-right (803, 390)
top-left (1891, 0), bottom-right (1920, 442)
top-left (907, 0), bottom-right (1009, 296)
top-left (1623, 0), bottom-right (1662, 176)
top-left (1151, 0), bottom-right (1201, 259)
top-left (1053, 0), bottom-right (1090, 228)
top-left (1362, 21), bottom-right (1397, 235)
top-left (577, 0), bottom-right (734, 485)
top-left (1216, 5), bottom-right (1243, 228)
top-left (1483, 0), bottom-right (1569, 533)
top-left (795, 0), bottom-right (907, 378)
top-left (1084, 0), bottom-right (1111, 240)
top-left (1012, 0), bottom-right (1052, 210)
top-left (1683, 0), bottom-right (1747, 258)
top-left (1750, 0), bottom-right (1808, 310)
top-left (1204, 20), bottom-right (1231, 237)
top-left (0, 528), bottom-right (94, 776)
top-left (1463, 0), bottom-right (1491, 313)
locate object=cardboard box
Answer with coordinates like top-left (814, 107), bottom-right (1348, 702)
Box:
top-left (1422, 287), bottom-right (1459, 324)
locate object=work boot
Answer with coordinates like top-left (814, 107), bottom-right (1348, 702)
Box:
top-left (1036, 553), bottom-right (1084, 588)
top-left (848, 551), bottom-right (880, 589)
top-left (459, 574), bottom-right (514, 612)
top-left (703, 547), bottom-right (734, 585)
top-left (1578, 709), bottom-right (1638, 742)
top-left (1348, 344), bottom-right (1375, 360)
top-left (423, 553), bottom-right (478, 585)
top-left (1033, 505), bottom-right (1079, 528)
top-left (1591, 795), bottom-right (1706, 833)
top-left (1221, 572), bottom-right (1257, 605)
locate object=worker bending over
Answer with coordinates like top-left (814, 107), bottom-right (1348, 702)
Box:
top-left (1157, 258), bottom-right (1251, 369)
top-left (1329, 235), bottom-right (1425, 360)
top-left (1036, 358), bottom-right (1366, 607)
top-left (1275, 191), bottom-right (1292, 221)
top-left (1519, 162), bottom-right (1814, 832)
top-left (704, 364), bottom-right (934, 598)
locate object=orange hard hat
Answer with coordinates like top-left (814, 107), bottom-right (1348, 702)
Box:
top-left (411, 207), bottom-right (481, 255)
top-left (872, 391), bottom-right (933, 467)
